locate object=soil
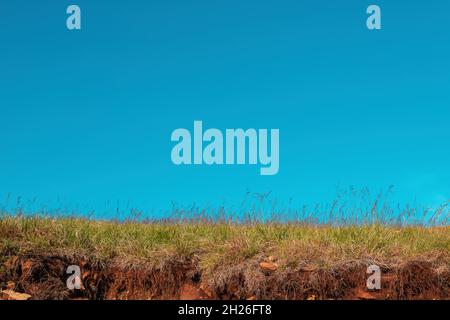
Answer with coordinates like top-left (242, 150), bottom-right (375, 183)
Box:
top-left (0, 253), bottom-right (448, 300)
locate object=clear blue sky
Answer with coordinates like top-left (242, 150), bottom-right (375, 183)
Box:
top-left (1, 1), bottom-right (449, 218)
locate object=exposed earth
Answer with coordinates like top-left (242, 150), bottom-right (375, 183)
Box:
top-left (1, 253), bottom-right (449, 300)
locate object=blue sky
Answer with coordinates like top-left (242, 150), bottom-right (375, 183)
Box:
top-left (1, 1), bottom-right (449, 218)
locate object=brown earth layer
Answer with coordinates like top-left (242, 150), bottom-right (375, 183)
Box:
top-left (1, 253), bottom-right (449, 300)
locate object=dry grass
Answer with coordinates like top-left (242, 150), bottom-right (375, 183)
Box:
top-left (1, 215), bottom-right (448, 271)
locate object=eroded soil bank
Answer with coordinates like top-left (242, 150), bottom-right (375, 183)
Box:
top-left (1, 252), bottom-right (449, 300)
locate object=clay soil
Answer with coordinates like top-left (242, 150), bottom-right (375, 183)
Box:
top-left (1, 252), bottom-right (449, 300)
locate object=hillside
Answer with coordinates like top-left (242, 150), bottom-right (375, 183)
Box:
top-left (0, 215), bottom-right (449, 300)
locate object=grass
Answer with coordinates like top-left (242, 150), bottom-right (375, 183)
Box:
top-left (1, 214), bottom-right (449, 274)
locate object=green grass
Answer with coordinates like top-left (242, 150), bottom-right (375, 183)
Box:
top-left (1, 215), bottom-right (449, 274)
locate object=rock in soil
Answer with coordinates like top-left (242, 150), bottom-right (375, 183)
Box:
top-left (0, 290), bottom-right (32, 300)
top-left (259, 261), bottom-right (279, 272)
